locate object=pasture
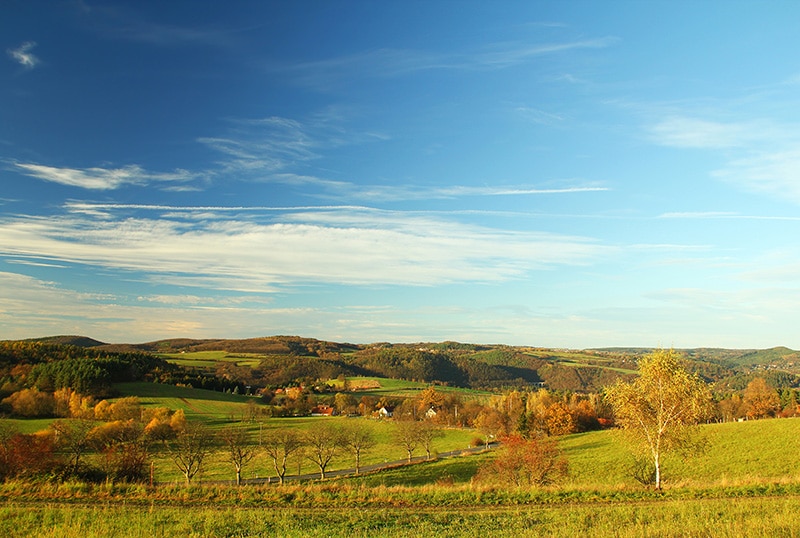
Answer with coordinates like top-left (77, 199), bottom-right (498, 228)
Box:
top-left (3, 496), bottom-right (800, 537)
top-left (5, 379), bottom-right (800, 536)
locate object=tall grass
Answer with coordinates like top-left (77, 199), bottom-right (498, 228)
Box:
top-left (3, 496), bottom-right (800, 537)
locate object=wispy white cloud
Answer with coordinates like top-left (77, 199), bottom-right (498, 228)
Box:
top-left (0, 209), bottom-right (606, 291)
top-left (62, 202), bottom-right (372, 214)
top-left (0, 270), bottom-right (506, 344)
top-left (648, 111), bottom-right (800, 205)
top-left (197, 116), bottom-right (349, 178)
top-left (0, 271), bottom-right (298, 342)
top-left (280, 37), bottom-right (616, 87)
top-left (649, 116), bottom-right (752, 149)
top-left (7, 41), bottom-right (39, 69)
top-left (434, 185), bottom-right (608, 197)
top-left (474, 38), bottom-right (616, 69)
top-left (515, 106), bottom-right (567, 126)
top-left (1, 268), bottom-right (682, 347)
top-left (5, 258), bottom-right (67, 268)
top-left (647, 286), bottom-right (800, 318)
top-left (659, 211), bottom-right (800, 221)
top-left (14, 163), bottom-right (197, 190)
top-left (82, 3), bottom-right (245, 48)
top-left (713, 147), bottom-right (800, 204)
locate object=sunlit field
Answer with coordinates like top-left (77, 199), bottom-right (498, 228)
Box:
top-left (3, 417), bottom-right (800, 536)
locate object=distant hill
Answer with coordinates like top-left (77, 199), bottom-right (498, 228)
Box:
top-left (8, 335), bottom-right (800, 393)
top-left (732, 346), bottom-right (800, 367)
top-left (26, 335), bottom-right (107, 348)
top-left (100, 336), bottom-right (360, 356)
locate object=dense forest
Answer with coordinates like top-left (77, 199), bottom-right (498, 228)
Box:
top-left (0, 340), bottom-right (245, 400)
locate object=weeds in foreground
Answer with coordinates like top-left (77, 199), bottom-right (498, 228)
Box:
top-left (2, 496), bottom-right (800, 537)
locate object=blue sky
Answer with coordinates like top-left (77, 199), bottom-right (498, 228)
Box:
top-left (3, 1), bottom-right (800, 348)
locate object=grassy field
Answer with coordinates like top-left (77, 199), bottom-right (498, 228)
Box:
top-left (3, 480), bottom-right (800, 537)
top-left (16, 381), bottom-right (800, 488)
top-left (3, 417), bottom-right (800, 536)
top-left (159, 351), bottom-right (264, 370)
top-left (338, 376), bottom-right (493, 400)
top-left (150, 416), bottom-right (477, 483)
top-left (115, 382), bottom-right (256, 424)
top-left (6, 378), bottom-right (800, 536)
top-left (560, 418), bottom-right (800, 488)
top-left (4, 496), bottom-right (800, 537)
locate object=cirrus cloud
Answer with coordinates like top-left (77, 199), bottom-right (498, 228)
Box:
top-left (14, 163), bottom-right (197, 190)
top-left (0, 207), bottom-right (607, 291)
top-left (8, 41), bottom-right (39, 69)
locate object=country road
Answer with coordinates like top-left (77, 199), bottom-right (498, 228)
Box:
top-left (206, 442), bottom-right (501, 486)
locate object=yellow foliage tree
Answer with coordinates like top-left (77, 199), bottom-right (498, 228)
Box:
top-left (605, 349), bottom-right (712, 490)
top-left (543, 401), bottom-right (575, 436)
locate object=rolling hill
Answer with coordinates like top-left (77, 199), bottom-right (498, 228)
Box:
top-left (9, 336), bottom-right (800, 394)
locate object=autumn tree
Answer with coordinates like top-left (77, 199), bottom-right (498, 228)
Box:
top-left (542, 401), bottom-right (575, 436)
top-left (0, 431), bottom-right (60, 479)
top-left (358, 395), bottom-right (377, 417)
top-left (477, 434), bottom-right (567, 487)
top-left (717, 394), bottom-right (745, 422)
top-left (263, 428), bottom-right (303, 485)
top-left (334, 392), bottom-right (358, 416)
top-left (90, 420), bottom-right (148, 483)
top-left (3, 388), bottom-right (54, 417)
top-left (743, 377), bottom-right (780, 419)
top-left (571, 398), bottom-right (601, 432)
top-left (416, 386), bottom-right (445, 416)
top-left (416, 421), bottom-right (444, 460)
top-left (340, 421), bottom-right (376, 474)
top-left (605, 349), bottom-right (712, 490)
top-left (393, 419), bottom-right (423, 463)
top-left (143, 407), bottom-right (178, 441)
top-left (473, 408), bottom-right (508, 448)
top-left (303, 424), bottom-right (340, 479)
top-left (219, 425), bottom-right (257, 486)
top-left (51, 419), bottom-right (95, 475)
top-left (167, 421), bottom-right (213, 485)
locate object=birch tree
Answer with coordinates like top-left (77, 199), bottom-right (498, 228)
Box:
top-left (605, 349), bottom-right (712, 490)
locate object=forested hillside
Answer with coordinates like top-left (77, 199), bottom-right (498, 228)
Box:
top-left (2, 336), bottom-right (799, 399)
top-left (0, 340), bottom-right (242, 399)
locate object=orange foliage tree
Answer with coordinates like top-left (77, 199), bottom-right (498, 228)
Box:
top-left (477, 434), bottom-right (567, 487)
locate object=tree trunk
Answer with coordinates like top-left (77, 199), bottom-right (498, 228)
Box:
top-left (654, 452), bottom-right (661, 490)
top-left (273, 460), bottom-right (286, 485)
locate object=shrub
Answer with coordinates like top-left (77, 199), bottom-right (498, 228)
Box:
top-left (476, 434), bottom-right (567, 487)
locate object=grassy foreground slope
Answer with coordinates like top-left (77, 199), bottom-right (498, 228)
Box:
top-left (561, 417), bottom-right (800, 488)
top-left (3, 497), bottom-right (800, 537)
top-left (1, 418), bottom-right (800, 536)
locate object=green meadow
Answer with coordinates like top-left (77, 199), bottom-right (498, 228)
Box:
top-left (4, 496), bottom-right (800, 537)
top-left (159, 351), bottom-right (264, 370)
top-left (5, 378), bottom-right (800, 536)
top-left (3, 415), bottom-right (800, 536)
